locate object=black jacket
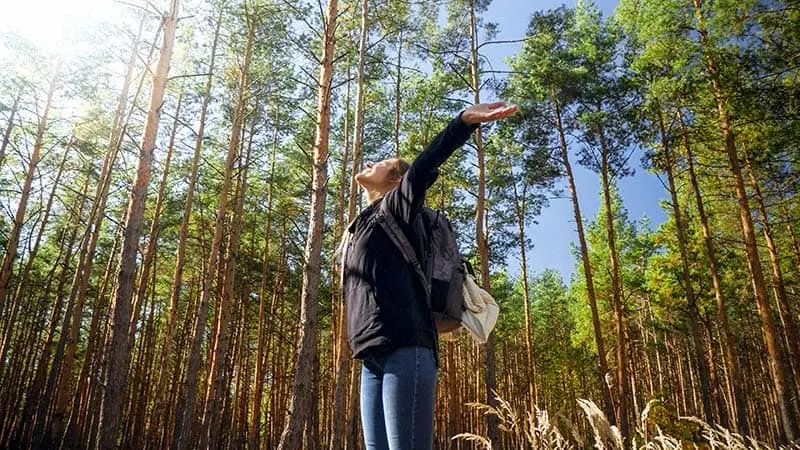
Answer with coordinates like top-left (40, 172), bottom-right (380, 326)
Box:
top-left (342, 113), bottom-right (477, 360)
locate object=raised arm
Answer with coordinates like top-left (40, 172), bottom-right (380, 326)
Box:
top-left (384, 102), bottom-right (518, 224)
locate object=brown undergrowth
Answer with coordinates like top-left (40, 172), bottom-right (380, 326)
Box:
top-left (453, 394), bottom-right (800, 450)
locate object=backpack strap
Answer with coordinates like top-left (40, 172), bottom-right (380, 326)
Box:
top-left (377, 201), bottom-right (431, 300)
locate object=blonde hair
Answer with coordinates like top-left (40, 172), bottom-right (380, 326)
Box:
top-left (388, 158), bottom-right (410, 181)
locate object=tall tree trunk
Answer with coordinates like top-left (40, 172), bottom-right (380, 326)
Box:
top-left (744, 148), bottom-right (800, 396)
top-left (202, 40), bottom-right (254, 443)
top-left (467, 0), bottom-right (498, 443)
top-left (692, 0), bottom-right (798, 440)
top-left (657, 106), bottom-right (715, 423)
top-left (265, 218), bottom-right (288, 450)
top-left (347, 0), bottom-right (369, 224)
top-left (330, 51), bottom-right (353, 450)
top-left (153, 7), bottom-right (222, 449)
top-left (393, 30), bottom-right (402, 158)
top-left (250, 115), bottom-right (280, 450)
top-left (49, 14), bottom-right (155, 441)
top-left (0, 136), bottom-right (71, 364)
top-left (0, 143), bottom-right (73, 441)
top-left (6, 172), bottom-right (89, 447)
top-left (0, 91), bottom-right (20, 168)
top-left (169, 6), bottom-right (250, 449)
top-left (128, 91), bottom-right (183, 343)
top-left (96, 1), bottom-right (179, 447)
top-left (119, 90), bottom-right (182, 446)
top-left (597, 122), bottom-right (631, 438)
top-left (680, 113), bottom-right (748, 435)
top-left (785, 211), bottom-right (800, 276)
top-left (511, 178), bottom-right (538, 413)
top-left (63, 229), bottom-right (121, 444)
top-left (0, 61), bottom-right (60, 309)
top-left (277, 0), bottom-right (338, 447)
top-left (552, 92), bottom-right (615, 422)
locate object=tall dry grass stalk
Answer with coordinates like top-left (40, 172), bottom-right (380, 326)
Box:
top-left (452, 394), bottom-right (798, 450)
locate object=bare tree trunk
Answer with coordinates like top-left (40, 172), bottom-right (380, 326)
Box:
top-left (13, 171), bottom-right (89, 446)
top-left (265, 218), bottom-right (288, 450)
top-left (467, 0), bottom-right (498, 443)
top-left (250, 115), bottom-right (280, 450)
top-left (96, 2), bottom-right (179, 447)
top-left (0, 136), bottom-right (71, 366)
top-left (692, 0), bottom-right (798, 440)
top-left (118, 90), bottom-right (182, 447)
top-left (169, 7), bottom-right (251, 449)
top-left (597, 122), bottom-right (631, 438)
top-left (152, 8), bottom-right (222, 449)
top-left (277, 0), bottom-right (338, 447)
top-left (393, 29), bottom-right (402, 158)
top-left (128, 91), bottom-right (183, 343)
top-left (347, 0), bottom-right (369, 223)
top-left (0, 91), bottom-right (20, 168)
top-left (657, 107), bottom-right (714, 423)
top-left (552, 92), bottom-right (615, 422)
top-left (63, 229), bottom-right (121, 444)
top-left (0, 61), bottom-right (60, 309)
top-left (202, 43), bottom-right (254, 444)
top-left (50, 14), bottom-right (156, 442)
top-left (330, 51), bottom-right (353, 450)
top-left (511, 178), bottom-right (538, 413)
top-left (680, 114), bottom-right (748, 435)
top-left (4, 172), bottom-right (89, 447)
top-left (786, 212), bottom-right (800, 276)
top-left (744, 148), bottom-right (800, 397)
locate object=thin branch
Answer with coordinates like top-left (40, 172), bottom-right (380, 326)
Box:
top-left (477, 36), bottom-right (533, 50)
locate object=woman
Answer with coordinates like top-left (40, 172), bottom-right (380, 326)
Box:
top-left (341, 102), bottom-right (518, 449)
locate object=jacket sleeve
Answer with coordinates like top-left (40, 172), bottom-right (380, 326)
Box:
top-left (383, 113), bottom-right (477, 225)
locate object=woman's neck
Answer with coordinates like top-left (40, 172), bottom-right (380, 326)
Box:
top-left (365, 189), bottom-right (384, 204)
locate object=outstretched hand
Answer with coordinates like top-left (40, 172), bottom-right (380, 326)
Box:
top-left (461, 101), bottom-right (519, 125)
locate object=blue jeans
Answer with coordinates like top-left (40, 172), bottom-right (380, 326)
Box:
top-left (360, 346), bottom-right (437, 450)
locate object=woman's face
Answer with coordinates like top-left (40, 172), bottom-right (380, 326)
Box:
top-left (355, 159), bottom-right (397, 192)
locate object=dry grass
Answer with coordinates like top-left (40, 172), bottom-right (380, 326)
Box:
top-left (452, 394), bottom-right (799, 450)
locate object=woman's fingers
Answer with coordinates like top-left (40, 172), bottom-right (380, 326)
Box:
top-left (463, 102), bottom-right (519, 124)
top-left (486, 104), bottom-right (518, 120)
top-left (486, 101), bottom-right (507, 110)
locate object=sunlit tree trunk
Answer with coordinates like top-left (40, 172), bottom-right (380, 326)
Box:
top-left (510, 177), bottom-right (538, 412)
top-left (153, 7), bottom-right (222, 449)
top-left (250, 115), bottom-right (279, 450)
top-left (48, 14), bottom-right (154, 443)
top-left (96, 1), bottom-right (179, 446)
top-left (200, 9), bottom-right (254, 448)
top-left (680, 114), bottom-right (748, 435)
top-left (278, 0), bottom-right (338, 446)
top-left (64, 228), bottom-right (121, 444)
top-left (692, 0), bottom-right (798, 440)
top-left (1, 170), bottom-right (88, 447)
top-left (596, 120), bottom-right (631, 437)
top-left (170, 8), bottom-right (250, 449)
top-left (330, 51), bottom-right (353, 450)
top-left (128, 91), bottom-right (182, 342)
top-left (744, 147), bottom-right (800, 396)
top-left (657, 106), bottom-right (715, 423)
top-left (0, 91), bottom-right (20, 168)
top-left (393, 29), bottom-right (403, 158)
top-left (0, 135), bottom-right (71, 366)
top-left (467, 0), bottom-right (498, 443)
top-left (347, 0), bottom-right (368, 225)
top-left (553, 92), bottom-right (614, 422)
top-left (0, 61), bottom-right (60, 310)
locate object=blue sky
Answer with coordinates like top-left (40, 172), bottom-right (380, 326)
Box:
top-left (479, 0), bottom-right (668, 281)
top-left (0, 0), bottom-right (667, 283)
